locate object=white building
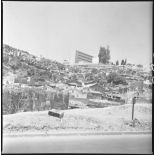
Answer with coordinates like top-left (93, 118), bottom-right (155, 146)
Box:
top-left (92, 57), bottom-right (99, 63)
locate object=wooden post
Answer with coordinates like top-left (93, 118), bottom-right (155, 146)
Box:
top-left (132, 96), bottom-right (136, 127)
top-left (132, 99), bottom-right (135, 120)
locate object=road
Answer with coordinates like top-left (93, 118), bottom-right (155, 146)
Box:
top-left (2, 134), bottom-right (152, 154)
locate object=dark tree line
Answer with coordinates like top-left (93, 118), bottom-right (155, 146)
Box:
top-left (116, 59), bottom-right (127, 66)
top-left (98, 46), bottom-right (110, 64)
top-left (121, 59), bottom-right (127, 65)
top-left (98, 45), bottom-right (128, 66)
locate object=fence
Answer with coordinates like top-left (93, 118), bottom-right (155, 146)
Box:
top-left (3, 87), bottom-right (69, 115)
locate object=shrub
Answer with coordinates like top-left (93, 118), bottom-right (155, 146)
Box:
top-left (3, 87), bottom-right (69, 114)
top-left (3, 88), bottom-right (23, 114)
top-left (107, 72), bottom-right (127, 85)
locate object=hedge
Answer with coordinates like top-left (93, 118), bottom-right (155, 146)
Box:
top-left (3, 87), bottom-right (69, 115)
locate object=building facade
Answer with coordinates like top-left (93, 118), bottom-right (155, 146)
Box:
top-left (75, 50), bottom-right (93, 63)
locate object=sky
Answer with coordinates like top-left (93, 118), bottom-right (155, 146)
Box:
top-left (3, 2), bottom-right (152, 68)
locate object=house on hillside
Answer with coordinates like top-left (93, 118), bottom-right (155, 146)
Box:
top-left (67, 81), bottom-right (82, 88)
top-left (87, 90), bottom-right (102, 100)
top-left (17, 70), bottom-right (27, 77)
top-left (110, 85), bottom-right (129, 94)
top-left (28, 77), bottom-right (44, 87)
top-left (69, 88), bottom-right (87, 98)
top-left (84, 82), bottom-right (97, 88)
top-left (14, 77), bottom-right (28, 84)
top-left (20, 84), bottom-right (30, 88)
top-left (88, 83), bottom-right (104, 93)
top-left (3, 75), bottom-right (16, 85)
top-left (118, 85), bottom-right (129, 94)
top-left (143, 79), bottom-right (152, 89)
top-left (56, 83), bottom-right (68, 90)
top-left (47, 83), bottom-right (56, 88)
top-left (104, 92), bottom-right (125, 103)
top-left (84, 80), bottom-right (96, 85)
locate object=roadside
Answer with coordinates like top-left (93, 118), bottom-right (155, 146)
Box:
top-left (3, 131), bottom-right (152, 137)
top-left (3, 103), bottom-right (152, 136)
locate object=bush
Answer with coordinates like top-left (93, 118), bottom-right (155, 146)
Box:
top-left (107, 72), bottom-right (127, 85)
top-left (3, 87), bottom-right (69, 114)
top-left (3, 88), bottom-right (23, 114)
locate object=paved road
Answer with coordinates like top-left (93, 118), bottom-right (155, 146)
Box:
top-left (2, 134), bottom-right (152, 154)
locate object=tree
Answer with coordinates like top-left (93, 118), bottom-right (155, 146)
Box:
top-left (98, 46), bottom-right (110, 64)
top-left (10, 58), bottom-right (21, 70)
top-left (91, 68), bottom-right (98, 74)
top-left (116, 60), bottom-right (119, 65)
top-left (121, 59), bottom-right (127, 65)
top-left (137, 64), bottom-right (143, 68)
top-left (3, 55), bottom-right (9, 64)
top-left (106, 45), bottom-right (111, 64)
top-left (124, 59), bottom-right (127, 65)
top-left (107, 72), bottom-right (127, 85)
top-left (121, 59), bottom-right (124, 65)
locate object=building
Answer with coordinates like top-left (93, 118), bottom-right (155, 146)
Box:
top-left (87, 90), bottom-right (102, 100)
top-left (67, 82), bottom-right (82, 88)
top-left (69, 88), bottom-right (87, 99)
top-left (75, 50), bottom-right (93, 63)
top-left (63, 60), bottom-right (70, 66)
top-left (92, 57), bottom-right (99, 63)
top-left (3, 74), bottom-right (16, 85)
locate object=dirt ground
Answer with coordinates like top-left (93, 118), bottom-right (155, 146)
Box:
top-left (3, 103), bottom-right (152, 134)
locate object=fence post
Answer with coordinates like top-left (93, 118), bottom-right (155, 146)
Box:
top-left (132, 96), bottom-right (136, 127)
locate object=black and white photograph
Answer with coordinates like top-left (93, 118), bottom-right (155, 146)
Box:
top-left (2, 1), bottom-right (153, 154)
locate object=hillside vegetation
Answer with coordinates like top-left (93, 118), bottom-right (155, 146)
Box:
top-left (3, 44), bottom-right (65, 82)
top-left (3, 44), bottom-right (152, 115)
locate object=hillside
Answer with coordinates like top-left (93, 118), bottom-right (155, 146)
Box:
top-left (3, 44), bottom-right (65, 83)
top-left (2, 44), bottom-right (152, 115)
top-left (3, 44), bottom-right (152, 88)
